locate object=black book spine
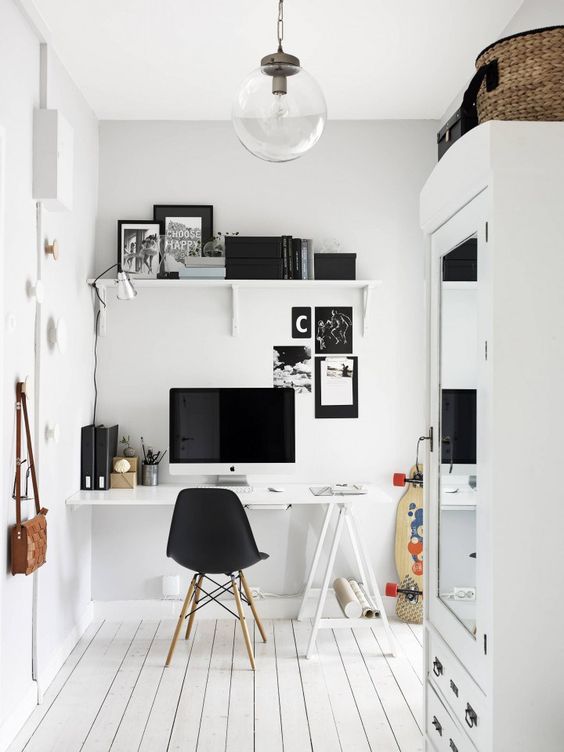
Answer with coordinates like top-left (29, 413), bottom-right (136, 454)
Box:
top-left (281, 236), bottom-right (289, 279)
top-left (287, 236), bottom-right (294, 279)
top-left (293, 238), bottom-right (302, 280)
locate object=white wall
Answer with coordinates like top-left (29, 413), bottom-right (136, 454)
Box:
top-left (92, 119), bottom-right (436, 603)
top-left (0, 0), bottom-right (98, 743)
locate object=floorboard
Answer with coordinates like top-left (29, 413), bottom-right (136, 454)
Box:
top-left (167, 619), bottom-right (216, 752)
top-left (253, 619), bottom-right (283, 752)
top-left (82, 620), bottom-right (159, 752)
top-left (12, 616), bottom-right (423, 752)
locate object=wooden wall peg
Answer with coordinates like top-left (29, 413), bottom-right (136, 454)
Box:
top-left (45, 239), bottom-right (59, 260)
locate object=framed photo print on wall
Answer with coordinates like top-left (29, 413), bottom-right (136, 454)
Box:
top-left (117, 221), bottom-right (161, 279)
top-left (315, 356), bottom-right (358, 418)
top-left (153, 205), bottom-right (213, 272)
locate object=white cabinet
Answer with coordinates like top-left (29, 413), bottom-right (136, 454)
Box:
top-left (33, 109), bottom-right (74, 211)
top-left (421, 122), bottom-right (564, 752)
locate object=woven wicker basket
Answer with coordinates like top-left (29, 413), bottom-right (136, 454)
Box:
top-left (463, 26), bottom-right (564, 126)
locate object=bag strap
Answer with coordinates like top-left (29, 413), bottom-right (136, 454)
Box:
top-left (14, 383), bottom-right (23, 533)
top-left (14, 382), bottom-right (47, 526)
top-left (461, 59), bottom-right (499, 127)
top-left (20, 387), bottom-right (45, 516)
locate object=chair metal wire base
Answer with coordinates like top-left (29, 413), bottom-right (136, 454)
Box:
top-left (184, 573), bottom-right (249, 621)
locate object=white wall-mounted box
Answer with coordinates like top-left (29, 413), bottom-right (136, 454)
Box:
top-left (33, 108), bottom-right (74, 211)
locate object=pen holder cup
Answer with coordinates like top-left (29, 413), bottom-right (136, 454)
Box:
top-left (142, 463), bottom-right (158, 486)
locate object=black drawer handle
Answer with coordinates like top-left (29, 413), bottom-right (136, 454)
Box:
top-left (432, 657), bottom-right (444, 677)
top-left (449, 739), bottom-right (459, 752)
top-left (465, 703), bottom-right (478, 728)
top-left (449, 679), bottom-right (459, 697)
top-left (432, 716), bottom-right (443, 736)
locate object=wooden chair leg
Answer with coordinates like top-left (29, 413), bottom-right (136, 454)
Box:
top-left (165, 575), bottom-right (196, 667)
top-left (185, 573), bottom-right (205, 640)
top-left (231, 575), bottom-right (255, 671)
top-left (240, 570), bottom-right (267, 643)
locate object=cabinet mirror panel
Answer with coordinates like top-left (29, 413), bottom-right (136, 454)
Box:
top-left (438, 235), bottom-right (478, 635)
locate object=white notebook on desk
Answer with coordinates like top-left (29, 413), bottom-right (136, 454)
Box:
top-left (310, 484), bottom-right (367, 496)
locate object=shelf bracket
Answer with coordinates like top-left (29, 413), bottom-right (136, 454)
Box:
top-left (362, 284), bottom-right (372, 336)
top-left (231, 284), bottom-right (240, 337)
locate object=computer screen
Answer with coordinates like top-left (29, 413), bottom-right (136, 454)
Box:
top-left (441, 388), bottom-right (476, 465)
top-left (169, 388), bottom-right (295, 470)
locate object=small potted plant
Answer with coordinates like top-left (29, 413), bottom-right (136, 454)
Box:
top-left (120, 435), bottom-right (136, 458)
top-left (203, 231), bottom-right (239, 258)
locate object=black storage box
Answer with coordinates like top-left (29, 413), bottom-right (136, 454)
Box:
top-left (226, 258), bottom-right (283, 280)
top-left (314, 253), bottom-right (356, 280)
top-left (225, 236), bottom-right (282, 259)
top-left (437, 107), bottom-right (476, 161)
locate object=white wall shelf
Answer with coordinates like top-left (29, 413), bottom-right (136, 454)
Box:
top-left (88, 278), bottom-right (382, 337)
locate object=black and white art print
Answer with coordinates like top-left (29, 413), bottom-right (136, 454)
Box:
top-left (314, 306), bottom-right (353, 354)
top-left (117, 221), bottom-right (161, 279)
top-left (315, 356), bottom-right (359, 418)
top-left (153, 205), bottom-right (213, 271)
top-left (273, 346), bottom-right (312, 393)
top-left (292, 307), bottom-right (312, 339)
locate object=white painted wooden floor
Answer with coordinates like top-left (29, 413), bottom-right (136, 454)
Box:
top-left (9, 617), bottom-right (423, 752)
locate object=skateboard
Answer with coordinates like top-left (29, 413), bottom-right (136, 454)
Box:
top-left (386, 464), bottom-right (423, 624)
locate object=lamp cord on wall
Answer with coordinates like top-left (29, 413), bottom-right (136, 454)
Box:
top-left (91, 263), bottom-right (117, 425)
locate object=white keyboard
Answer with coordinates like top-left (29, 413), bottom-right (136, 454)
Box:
top-left (196, 485), bottom-right (254, 494)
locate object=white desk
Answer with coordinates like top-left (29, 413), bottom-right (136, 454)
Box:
top-left (66, 483), bottom-right (396, 658)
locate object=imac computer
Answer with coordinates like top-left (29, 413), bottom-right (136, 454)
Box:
top-left (169, 387), bottom-right (295, 485)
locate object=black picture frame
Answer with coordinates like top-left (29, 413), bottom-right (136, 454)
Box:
top-left (153, 205), bottom-right (213, 270)
top-left (315, 356), bottom-right (358, 419)
top-left (117, 220), bottom-right (161, 279)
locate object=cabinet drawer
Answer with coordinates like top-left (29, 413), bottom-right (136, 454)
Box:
top-left (427, 682), bottom-right (473, 752)
top-left (428, 629), bottom-right (488, 750)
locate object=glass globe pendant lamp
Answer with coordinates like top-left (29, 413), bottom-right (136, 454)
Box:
top-left (232, 0), bottom-right (327, 162)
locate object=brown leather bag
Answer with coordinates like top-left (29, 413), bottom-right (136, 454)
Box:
top-left (11, 382), bottom-right (48, 576)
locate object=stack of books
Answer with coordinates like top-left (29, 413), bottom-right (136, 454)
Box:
top-left (179, 257), bottom-right (226, 279)
top-left (225, 236), bottom-right (314, 280)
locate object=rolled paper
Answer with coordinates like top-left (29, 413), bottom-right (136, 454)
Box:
top-left (348, 579), bottom-right (377, 618)
top-left (333, 577), bottom-right (363, 619)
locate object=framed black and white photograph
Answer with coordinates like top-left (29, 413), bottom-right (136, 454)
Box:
top-left (315, 356), bottom-right (358, 418)
top-left (153, 205), bottom-right (213, 272)
top-left (315, 306), bottom-right (353, 354)
top-left (117, 221), bottom-right (161, 279)
top-left (273, 346), bottom-right (312, 393)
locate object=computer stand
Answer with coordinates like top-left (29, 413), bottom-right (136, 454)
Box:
top-left (216, 475), bottom-right (250, 487)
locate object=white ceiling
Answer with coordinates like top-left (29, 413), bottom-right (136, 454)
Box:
top-left (33, 0), bottom-right (523, 120)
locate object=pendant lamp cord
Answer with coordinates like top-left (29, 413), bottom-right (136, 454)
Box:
top-left (277, 0), bottom-right (284, 52)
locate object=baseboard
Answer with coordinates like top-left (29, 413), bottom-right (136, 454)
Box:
top-left (0, 682), bottom-right (38, 752)
top-left (37, 601), bottom-right (94, 698)
top-left (93, 591), bottom-right (344, 621)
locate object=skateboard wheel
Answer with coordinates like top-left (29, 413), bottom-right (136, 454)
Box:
top-left (393, 473), bottom-right (406, 487)
top-left (385, 582), bottom-right (399, 598)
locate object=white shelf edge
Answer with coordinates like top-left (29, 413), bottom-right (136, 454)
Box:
top-left (87, 278), bottom-right (382, 288)
top-left (87, 278), bottom-right (383, 337)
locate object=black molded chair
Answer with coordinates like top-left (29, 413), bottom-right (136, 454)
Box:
top-left (165, 488), bottom-right (268, 670)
